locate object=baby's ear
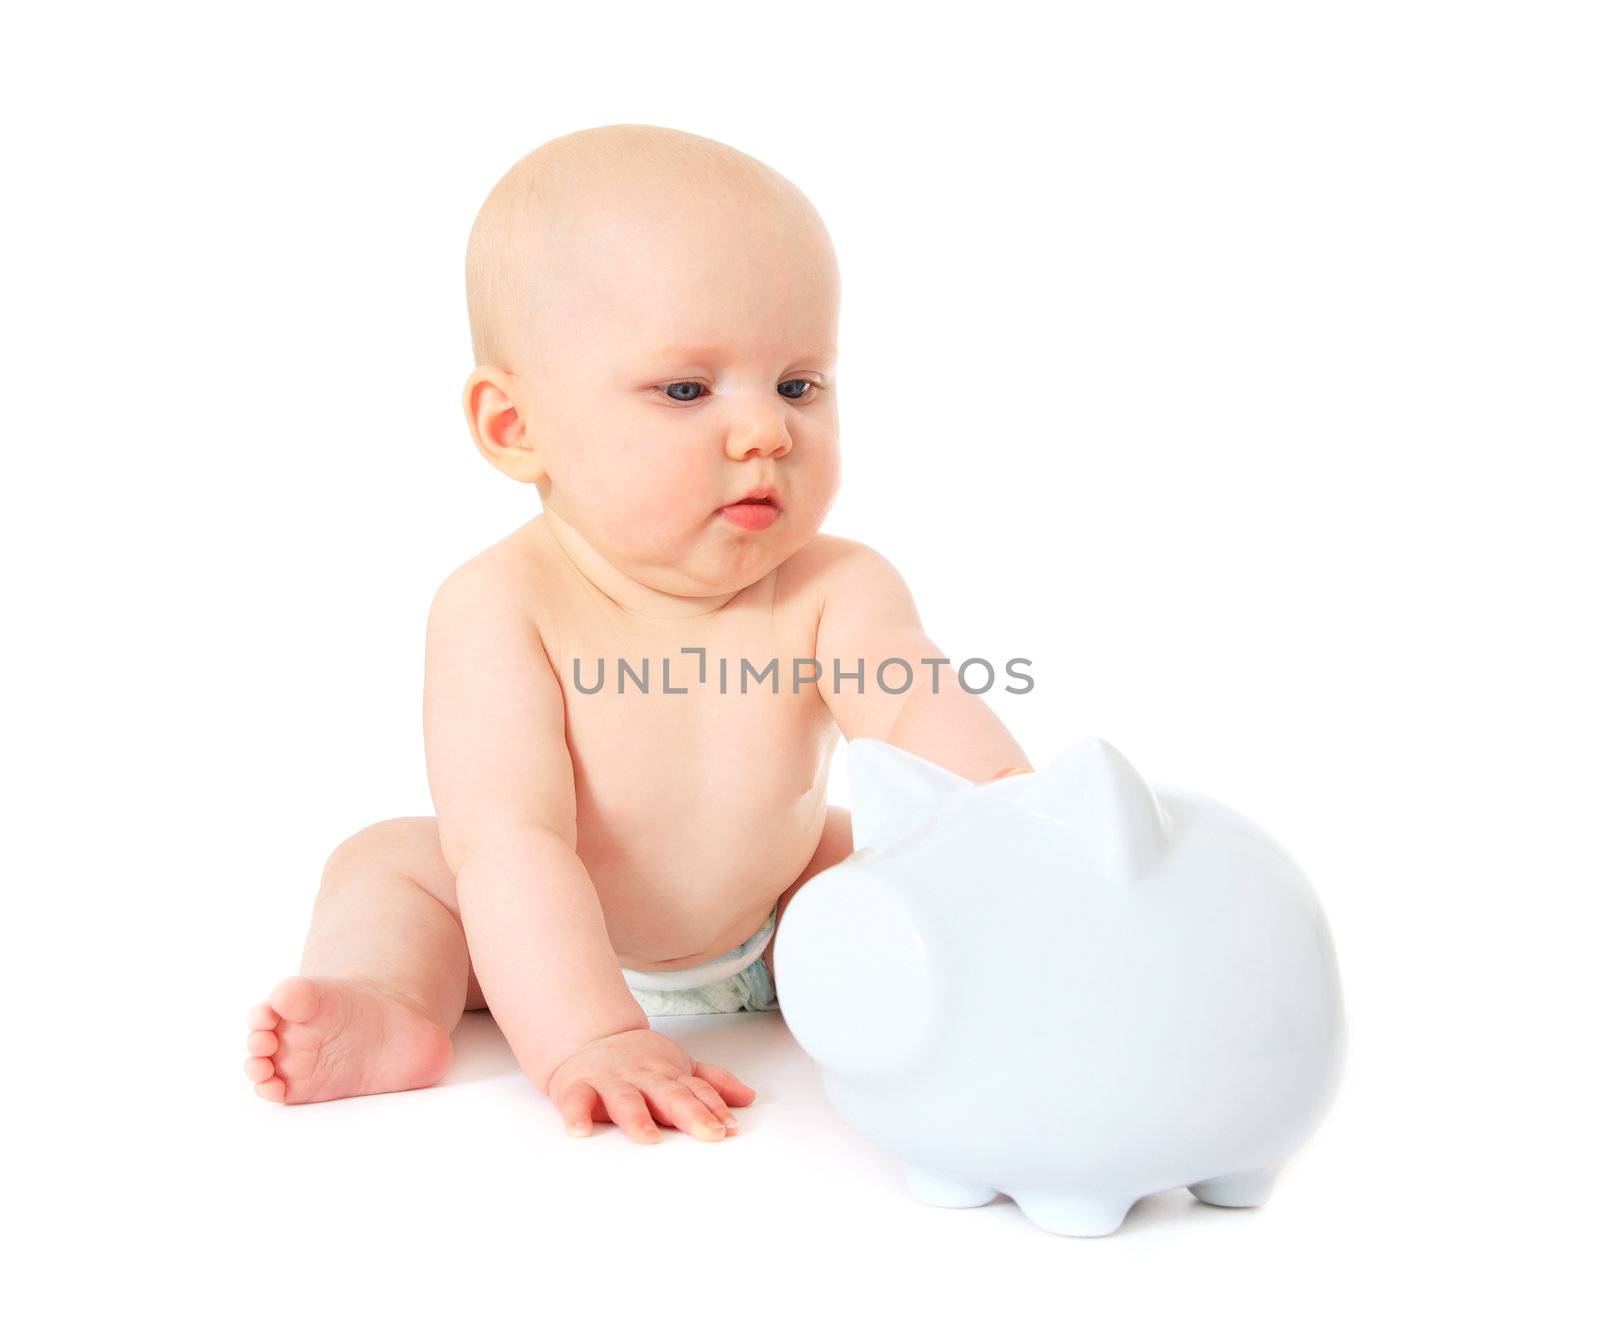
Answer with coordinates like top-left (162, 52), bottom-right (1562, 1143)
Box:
top-left (462, 366), bottom-right (547, 484)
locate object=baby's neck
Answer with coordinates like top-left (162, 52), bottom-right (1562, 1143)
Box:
top-left (539, 508), bottom-right (745, 622)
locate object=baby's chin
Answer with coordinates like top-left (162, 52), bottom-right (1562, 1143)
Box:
top-left (637, 521), bottom-right (815, 597)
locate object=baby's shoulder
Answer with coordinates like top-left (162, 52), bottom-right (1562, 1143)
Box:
top-left (428, 519), bottom-right (551, 628)
top-left (778, 531), bottom-right (910, 605)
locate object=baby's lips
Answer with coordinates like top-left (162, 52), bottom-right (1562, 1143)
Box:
top-left (721, 484), bottom-right (780, 509)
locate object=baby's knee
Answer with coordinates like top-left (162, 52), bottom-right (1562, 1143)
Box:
top-left (320, 816), bottom-right (445, 889)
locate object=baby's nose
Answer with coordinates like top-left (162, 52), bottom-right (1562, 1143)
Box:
top-left (725, 412), bottom-right (792, 460)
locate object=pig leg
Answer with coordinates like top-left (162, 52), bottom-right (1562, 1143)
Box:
top-left (1188, 1167), bottom-right (1280, 1208)
top-left (1007, 1189), bottom-right (1137, 1237)
top-left (901, 1164), bottom-right (998, 1209)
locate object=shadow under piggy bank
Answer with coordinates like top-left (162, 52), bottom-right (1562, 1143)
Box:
top-left (773, 737), bottom-right (1346, 1238)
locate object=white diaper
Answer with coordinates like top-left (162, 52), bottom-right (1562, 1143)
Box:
top-left (621, 906), bottom-right (780, 1016)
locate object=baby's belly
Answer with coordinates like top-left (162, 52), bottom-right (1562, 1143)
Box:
top-left (590, 788), bottom-right (829, 972)
top-left (566, 689), bottom-right (839, 973)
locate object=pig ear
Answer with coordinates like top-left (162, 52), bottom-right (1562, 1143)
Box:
top-left (847, 738), bottom-right (973, 852)
top-left (1017, 738), bottom-right (1170, 880)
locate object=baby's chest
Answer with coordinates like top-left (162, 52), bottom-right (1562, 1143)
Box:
top-left (550, 620), bottom-right (837, 809)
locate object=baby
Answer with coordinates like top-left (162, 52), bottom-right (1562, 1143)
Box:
top-left (244, 124), bottom-right (1031, 1143)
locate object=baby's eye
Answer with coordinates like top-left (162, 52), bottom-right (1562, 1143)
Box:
top-left (655, 378), bottom-right (823, 404)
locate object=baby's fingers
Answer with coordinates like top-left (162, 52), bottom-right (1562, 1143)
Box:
top-left (597, 1084), bottom-right (661, 1144)
top-left (641, 1080), bottom-right (726, 1142)
top-left (693, 1059), bottom-right (757, 1107)
top-left (684, 1075), bottom-right (741, 1133)
top-left (558, 1081), bottom-right (599, 1138)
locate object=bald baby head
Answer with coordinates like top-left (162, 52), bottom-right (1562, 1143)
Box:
top-left (464, 124), bottom-right (836, 371)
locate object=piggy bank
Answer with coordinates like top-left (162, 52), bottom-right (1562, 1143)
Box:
top-left (773, 737), bottom-right (1346, 1237)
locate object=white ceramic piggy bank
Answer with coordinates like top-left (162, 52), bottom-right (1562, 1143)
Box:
top-left (773, 737), bottom-right (1346, 1237)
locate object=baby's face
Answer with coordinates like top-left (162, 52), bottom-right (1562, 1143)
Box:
top-left (517, 185), bottom-right (841, 600)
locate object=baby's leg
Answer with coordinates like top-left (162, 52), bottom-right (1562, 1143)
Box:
top-left (245, 817), bottom-right (477, 1104)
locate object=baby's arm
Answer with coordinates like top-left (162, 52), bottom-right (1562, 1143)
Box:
top-left (814, 541), bottom-right (1031, 780)
top-left (424, 557), bottom-right (750, 1140)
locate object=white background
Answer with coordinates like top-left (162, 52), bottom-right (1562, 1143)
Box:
top-left (4, 2), bottom-right (1595, 1336)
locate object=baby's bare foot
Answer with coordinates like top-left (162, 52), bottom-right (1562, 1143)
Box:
top-left (244, 975), bottom-right (452, 1104)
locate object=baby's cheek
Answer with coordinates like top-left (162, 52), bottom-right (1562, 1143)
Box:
top-left (569, 441), bottom-right (662, 502)
top-left (633, 453), bottom-right (711, 514)
top-left (809, 448), bottom-right (842, 513)
top-left (605, 458), bottom-right (708, 544)
top-left (777, 449), bottom-right (838, 531)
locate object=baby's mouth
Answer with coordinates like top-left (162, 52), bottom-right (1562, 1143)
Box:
top-left (715, 492), bottom-right (781, 531)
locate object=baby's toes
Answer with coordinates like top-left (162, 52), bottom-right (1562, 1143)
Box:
top-left (271, 1034), bottom-right (318, 1080)
top-left (255, 1076), bottom-right (287, 1103)
top-left (244, 1055), bottom-right (276, 1084)
top-left (247, 1029), bottom-right (278, 1058)
top-left (267, 976), bottom-right (321, 1025)
top-left (247, 1002), bottom-right (279, 1032)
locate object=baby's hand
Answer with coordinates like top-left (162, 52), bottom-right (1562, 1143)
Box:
top-left (545, 1027), bottom-right (755, 1143)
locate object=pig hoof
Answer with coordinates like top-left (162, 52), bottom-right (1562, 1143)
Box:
top-left (1188, 1168), bottom-right (1279, 1208)
top-left (902, 1165), bottom-right (997, 1209)
top-left (1009, 1190), bottom-right (1134, 1237)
